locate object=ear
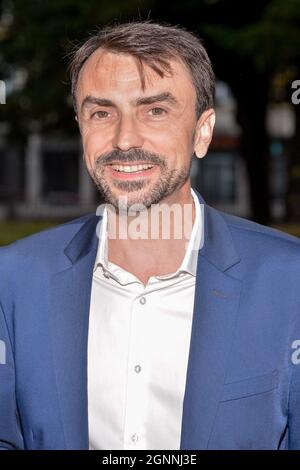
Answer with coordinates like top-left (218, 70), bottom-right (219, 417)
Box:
top-left (193, 108), bottom-right (216, 159)
top-left (75, 114), bottom-right (83, 135)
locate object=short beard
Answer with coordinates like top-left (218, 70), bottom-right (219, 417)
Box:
top-left (89, 148), bottom-right (192, 212)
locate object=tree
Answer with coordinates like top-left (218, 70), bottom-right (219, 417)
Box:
top-left (152, 0), bottom-right (300, 223)
top-left (0, 0), bottom-right (152, 141)
top-left (204, 0), bottom-right (300, 222)
top-left (249, 0), bottom-right (300, 221)
top-left (1, 0), bottom-right (300, 223)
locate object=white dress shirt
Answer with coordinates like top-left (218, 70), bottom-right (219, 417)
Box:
top-left (88, 189), bottom-right (202, 450)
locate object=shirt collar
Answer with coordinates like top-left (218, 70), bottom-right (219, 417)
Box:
top-left (93, 188), bottom-right (202, 280)
top-left (175, 187), bottom-right (202, 277)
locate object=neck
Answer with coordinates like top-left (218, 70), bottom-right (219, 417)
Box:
top-left (107, 184), bottom-right (195, 242)
top-left (105, 185), bottom-right (196, 283)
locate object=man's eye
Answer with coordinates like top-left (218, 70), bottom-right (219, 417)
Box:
top-left (91, 110), bottom-right (109, 119)
top-left (149, 107), bottom-right (167, 116)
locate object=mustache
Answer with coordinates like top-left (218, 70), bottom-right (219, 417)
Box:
top-left (95, 149), bottom-right (166, 167)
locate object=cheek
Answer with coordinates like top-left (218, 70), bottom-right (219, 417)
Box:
top-left (146, 123), bottom-right (194, 161)
top-left (81, 126), bottom-right (112, 167)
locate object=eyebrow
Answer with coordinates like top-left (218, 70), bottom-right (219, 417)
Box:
top-left (135, 92), bottom-right (179, 106)
top-left (80, 92), bottom-right (179, 112)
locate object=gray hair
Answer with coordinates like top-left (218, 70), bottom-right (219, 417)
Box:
top-left (68, 21), bottom-right (215, 118)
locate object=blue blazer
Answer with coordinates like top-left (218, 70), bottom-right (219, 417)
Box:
top-left (1, 190), bottom-right (300, 450)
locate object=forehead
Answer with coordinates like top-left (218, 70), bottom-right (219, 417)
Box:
top-left (76, 49), bottom-right (196, 103)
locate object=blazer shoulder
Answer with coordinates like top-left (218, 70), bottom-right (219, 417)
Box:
top-left (221, 210), bottom-right (300, 248)
top-left (214, 210), bottom-right (300, 268)
top-left (0, 213), bottom-right (97, 270)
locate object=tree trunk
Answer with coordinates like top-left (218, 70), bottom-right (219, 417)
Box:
top-left (233, 73), bottom-right (271, 225)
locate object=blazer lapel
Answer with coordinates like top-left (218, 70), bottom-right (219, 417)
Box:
top-left (180, 194), bottom-right (242, 449)
top-left (48, 192), bottom-right (242, 450)
top-left (49, 215), bottom-right (100, 450)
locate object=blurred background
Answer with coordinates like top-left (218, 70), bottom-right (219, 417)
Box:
top-left (0, 0), bottom-right (300, 245)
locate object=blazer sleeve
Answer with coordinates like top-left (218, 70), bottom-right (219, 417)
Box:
top-left (0, 301), bottom-right (24, 449)
top-left (288, 311), bottom-right (300, 451)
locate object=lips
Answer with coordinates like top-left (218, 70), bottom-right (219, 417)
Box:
top-left (106, 162), bottom-right (158, 180)
top-left (109, 163), bottom-right (154, 173)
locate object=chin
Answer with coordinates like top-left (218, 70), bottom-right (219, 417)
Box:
top-left (107, 190), bottom-right (152, 211)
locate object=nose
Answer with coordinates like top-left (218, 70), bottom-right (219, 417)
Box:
top-left (112, 114), bottom-right (144, 151)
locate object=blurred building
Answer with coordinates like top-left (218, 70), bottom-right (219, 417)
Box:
top-left (0, 81), bottom-right (294, 221)
top-left (191, 81), bottom-right (293, 220)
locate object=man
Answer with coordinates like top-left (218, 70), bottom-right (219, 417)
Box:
top-left (1, 21), bottom-right (300, 450)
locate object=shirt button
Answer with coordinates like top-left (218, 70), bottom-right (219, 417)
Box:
top-left (103, 270), bottom-right (110, 279)
top-left (139, 296), bottom-right (146, 305)
top-left (134, 365), bottom-right (142, 373)
top-left (131, 433), bottom-right (139, 443)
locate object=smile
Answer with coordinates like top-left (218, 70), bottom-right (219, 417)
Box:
top-left (106, 162), bottom-right (158, 181)
top-left (110, 164), bottom-right (154, 173)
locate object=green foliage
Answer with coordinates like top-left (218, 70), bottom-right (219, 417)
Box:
top-left (202, 0), bottom-right (300, 72)
top-left (0, 220), bottom-right (58, 245)
top-left (0, 0), bottom-right (153, 139)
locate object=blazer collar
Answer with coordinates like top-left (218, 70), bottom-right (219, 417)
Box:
top-left (178, 191), bottom-right (242, 449)
top-left (63, 189), bottom-right (241, 273)
top-left (64, 214), bottom-right (100, 265)
top-left (193, 189), bottom-right (240, 272)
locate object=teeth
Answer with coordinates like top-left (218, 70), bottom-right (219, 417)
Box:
top-left (110, 164), bottom-right (154, 173)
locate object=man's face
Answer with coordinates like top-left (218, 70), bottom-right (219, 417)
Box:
top-left (76, 49), bottom-right (213, 210)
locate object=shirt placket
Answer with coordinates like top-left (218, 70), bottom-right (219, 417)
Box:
top-left (123, 288), bottom-right (150, 450)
